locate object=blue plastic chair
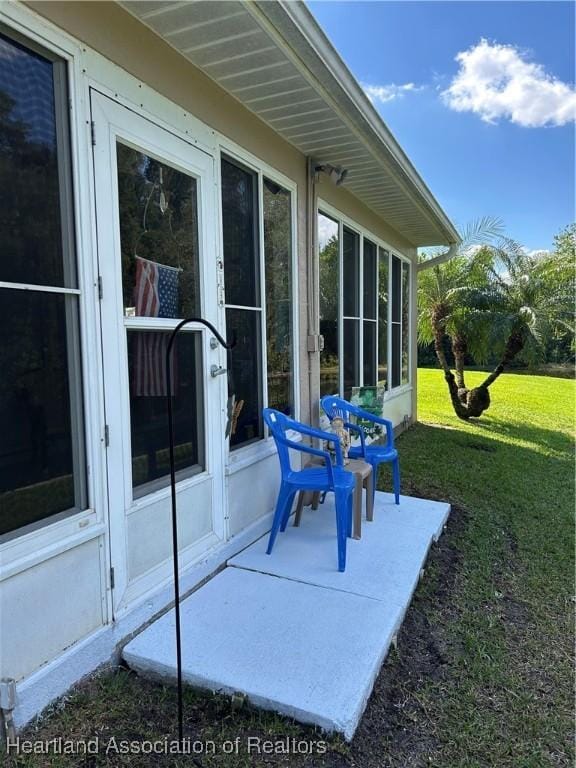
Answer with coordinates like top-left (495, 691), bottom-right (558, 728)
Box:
top-left (320, 395), bottom-right (400, 505)
top-left (263, 408), bottom-right (355, 572)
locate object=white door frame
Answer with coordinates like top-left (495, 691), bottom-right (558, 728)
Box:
top-left (91, 90), bottom-right (228, 615)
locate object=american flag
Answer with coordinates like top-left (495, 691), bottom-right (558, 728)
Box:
top-left (133, 331), bottom-right (177, 397)
top-left (134, 256), bottom-right (180, 318)
top-left (133, 257), bottom-right (180, 397)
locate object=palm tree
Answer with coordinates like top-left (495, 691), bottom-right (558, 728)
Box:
top-left (419, 227), bottom-right (575, 420)
top-left (479, 240), bottom-right (575, 391)
top-left (418, 218), bottom-right (503, 419)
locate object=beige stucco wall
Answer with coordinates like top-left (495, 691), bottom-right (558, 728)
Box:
top-left (317, 178), bottom-right (417, 259)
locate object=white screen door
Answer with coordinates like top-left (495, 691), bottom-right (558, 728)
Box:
top-left (91, 92), bottom-right (226, 615)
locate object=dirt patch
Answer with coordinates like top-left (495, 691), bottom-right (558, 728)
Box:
top-left (500, 595), bottom-right (530, 625)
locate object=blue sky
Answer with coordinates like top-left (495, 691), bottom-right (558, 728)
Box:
top-left (308, 1), bottom-right (575, 251)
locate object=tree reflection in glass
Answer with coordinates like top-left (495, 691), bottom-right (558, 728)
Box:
top-left (319, 212), bottom-right (339, 396)
top-left (116, 143), bottom-right (200, 319)
top-left (264, 178), bottom-right (293, 416)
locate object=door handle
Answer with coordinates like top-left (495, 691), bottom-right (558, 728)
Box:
top-left (210, 365), bottom-right (227, 378)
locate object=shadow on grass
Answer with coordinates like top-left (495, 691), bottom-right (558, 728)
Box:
top-left (473, 415), bottom-right (574, 456)
top-left (376, 419), bottom-right (573, 526)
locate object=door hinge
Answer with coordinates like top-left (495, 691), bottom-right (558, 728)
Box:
top-left (97, 275), bottom-right (103, 300)
top-left (90, 120), bottom-right (96, 146)
top-left (104, 424), bottom-right (110, 447)
top-left (110, 567), bottom-right (115, 590)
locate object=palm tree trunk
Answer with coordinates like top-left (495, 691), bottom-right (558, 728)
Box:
top-left (481, 328), bottom-right (526, 389)
top-left (432, 322), bottom-right (471, 420)
top-left (430, 306), bottom-right (474, 420)
top-left (432, 318), bottom-right (451, 376)
top-left (481, 364), bottom-right (505, 389)
top-left (452, 334), bottom-right (467, 390)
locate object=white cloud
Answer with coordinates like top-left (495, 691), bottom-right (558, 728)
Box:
top-left (442, 39), bottom-right (576, 127)
top-left (363, 82), bottom-right (420, 105)
top-left (525, 248), bottom-right (551, 259)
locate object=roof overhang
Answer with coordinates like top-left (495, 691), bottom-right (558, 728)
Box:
top-left (120, 0), bottom-right (460, 248)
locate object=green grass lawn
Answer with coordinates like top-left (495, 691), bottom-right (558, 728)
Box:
top-left (383, 368), bottom-right (575, 767)
top-left (8, 369), bottom-right (574, 767)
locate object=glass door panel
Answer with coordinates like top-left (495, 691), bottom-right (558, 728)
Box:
top-left (117, 143), bottom-right (201, 319)
top-left (127, 329), bottom-right (204, 497)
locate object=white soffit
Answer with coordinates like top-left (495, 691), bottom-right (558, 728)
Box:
top-left (120, 0), bottom-right (459, 247)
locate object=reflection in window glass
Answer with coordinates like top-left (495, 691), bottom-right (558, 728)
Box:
top-left (0, 30), bottom-right (85, 540)
top-left (363, 240), bottom-right (377, 320)
top-left (362, 239), bottom-right (378, 389)
top-left (117, 143), bottom-right (200, 319)
top-left (226, 308), bottom-right (263, 448)
top-left (391, 255), bottom-right (402, 387)
top-left (0, 290), bottom-right (85, 535)
top-left (391, 254), bottom-right (402, 324)
top-left (363, 321), bottom-right (377, 386)
top-left (264, 179), bottom-right (293, 415)
top-left (0, 32), bottom-right (75, 287)
top-left (221, 158), bottom-right (259, 308)
top-left (343, 227), bottom-right (360, 317)
top-left (127, 330), bottom-right (204, 495)
top-left (378, 248), bottom-right (389, 388)
top-left (221, 156), bottom-right (263, 450)
top-left (343, 318), bottom-right (360, 399)
top-left (402, 261), bottom-right (410, 385)
top-left (391, 324), bottom-right (401, 388)
top-left (318, 212), bottom-right (339, 396)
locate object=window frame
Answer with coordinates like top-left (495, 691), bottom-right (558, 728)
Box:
top-left (0, 4), bottom-right (116, 594)
top-left (218, 141), bottom-right (299, 466)
top-left (317, 199), bottom-right (413, 400)
top-left (0, 24), bottom-right (89, 542)
top-left (318, 210), bottom-right (340, 398)
top-left (220, 153), bottom-right (264, 451)
top-left (362, 237), bottom-right (378, 386)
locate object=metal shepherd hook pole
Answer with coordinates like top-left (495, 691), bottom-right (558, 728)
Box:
top-left (165, 318), bottom-right (235, 745)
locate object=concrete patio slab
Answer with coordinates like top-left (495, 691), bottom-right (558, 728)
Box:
top-left (124, 567), bottom-right (403, 739)
top-left (123, 492), bottom-right (450, 740)
top-left (229, 493), bottom-right (450, 605)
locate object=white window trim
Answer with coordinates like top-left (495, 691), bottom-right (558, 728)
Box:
top-left (218, 139), bottom-right (300, 468)
top-left (0, 4), bottom-right (108, 594)
top-left (317, 198), bottom-right (413, 399)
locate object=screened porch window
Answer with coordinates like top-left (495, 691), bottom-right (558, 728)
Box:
top-left (342, 226), bottom-right (361, 399)
top-left (222, 157), bottom-right (263, 449)
top-left (263, 178), bottom-right (294, 417)
top-left (317, 210), bottom-right (411, 400)
top-left (221, 156), bottom-right (295, 450)
top-left (319, 212), bottom-right (339, 397)
top-left (0, 30), bottom-right (86, 537)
